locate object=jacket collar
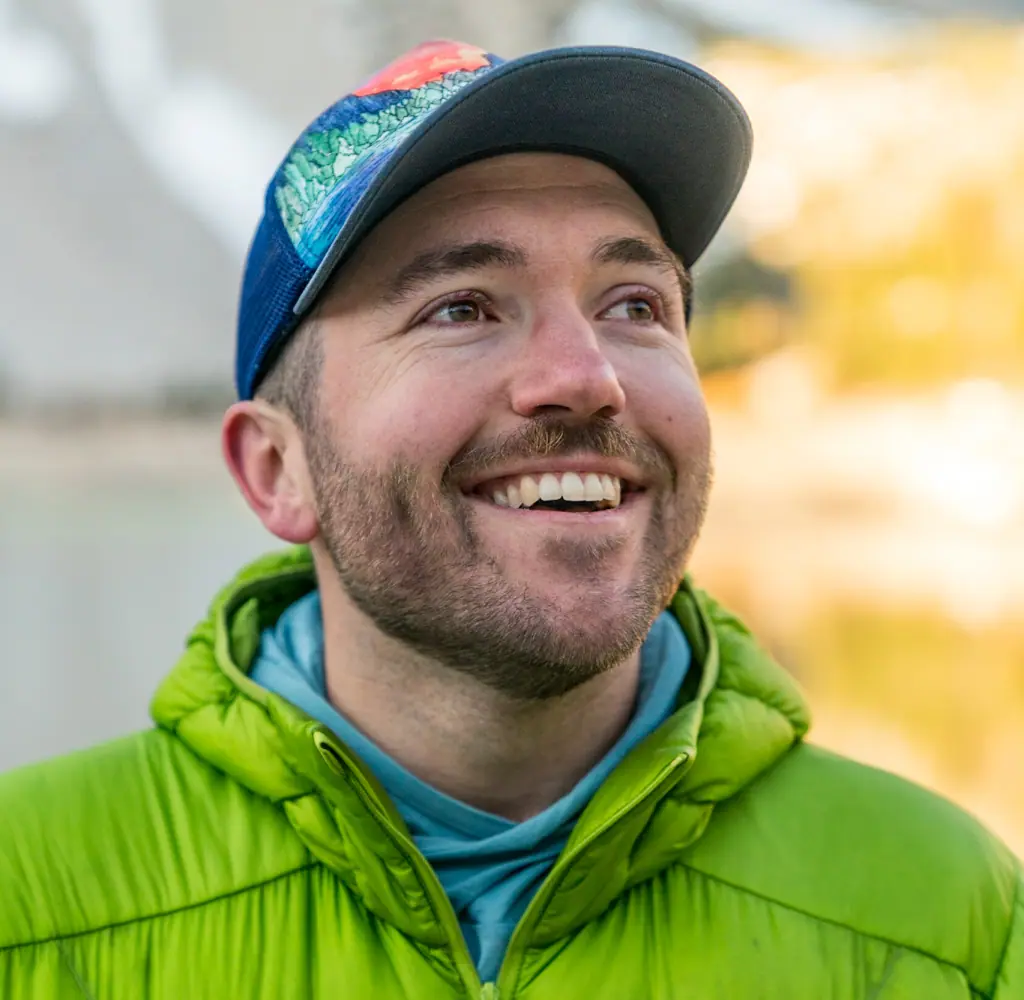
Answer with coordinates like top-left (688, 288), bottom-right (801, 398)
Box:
top-left (151, 547), bottom-right (810, 943)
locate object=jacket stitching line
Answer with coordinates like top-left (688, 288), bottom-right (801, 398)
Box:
top-left (864, 947), bottom-right (902, 1000)
top-left (679, 861), bottom-right (987, 994)
top-left (0, 861), bottom-right (320, 954)
top-left (711, 679), bottom-right (804, 727)
top-left (985, 870), bottom-right (1021, 999)
top-left (56, 939), bottom-right (95, 999)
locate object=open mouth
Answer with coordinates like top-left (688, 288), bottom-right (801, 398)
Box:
top-left (468, 471), bottom-right (642, 513)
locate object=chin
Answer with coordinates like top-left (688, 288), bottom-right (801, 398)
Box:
top-left (537, 575), bottom-right (657, 632)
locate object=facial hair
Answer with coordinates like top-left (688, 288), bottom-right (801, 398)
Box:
top-left (306, 415), bottom-right (711, 701)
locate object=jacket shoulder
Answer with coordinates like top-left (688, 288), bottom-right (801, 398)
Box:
top-left (685, 741), bottom-right (1020, 994)
top-left (0, 728), bottom-right (310, 949)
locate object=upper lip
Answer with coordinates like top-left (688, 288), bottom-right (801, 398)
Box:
top-left (458, 455), bottom-right (649, 494)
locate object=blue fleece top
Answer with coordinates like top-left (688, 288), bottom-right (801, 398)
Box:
top-left (251, 591), bottom-right (690, 982)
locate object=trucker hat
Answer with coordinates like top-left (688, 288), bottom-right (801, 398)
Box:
top-left (236, 39), bottom-right (752, 400)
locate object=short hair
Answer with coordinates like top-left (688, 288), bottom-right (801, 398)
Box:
top-left (254, 315), bottom-right (324, 433)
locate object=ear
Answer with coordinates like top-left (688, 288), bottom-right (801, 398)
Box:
top-left (221, 400), bottom-right (319, 544)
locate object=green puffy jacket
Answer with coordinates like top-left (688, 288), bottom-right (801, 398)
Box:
top-left (1, 547), bottom-right (1021, 999)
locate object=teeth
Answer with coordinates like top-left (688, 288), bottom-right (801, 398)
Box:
top-left (583, 473), bottom-right (604, 502)
top-left (561, 472), bottom-right (585, 501)
top-left (486, 471), bottom-right (626, 509)
top-left (538, 473), bottom-right (560, 502)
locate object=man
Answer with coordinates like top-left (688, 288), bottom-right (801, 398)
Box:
top-left (1, 39), bottom-right (1020, 999)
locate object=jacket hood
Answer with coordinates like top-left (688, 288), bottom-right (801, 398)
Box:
top-left (151, 547), bottom-right (810, 944)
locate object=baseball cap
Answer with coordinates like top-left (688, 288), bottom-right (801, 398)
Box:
top-left (236, 40), bottom-right (753, 400)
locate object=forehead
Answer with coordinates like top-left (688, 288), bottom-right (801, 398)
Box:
top-left (358, 153), bottom-right (665, 260)
top-left (412, 153), bottom-right (651, 207)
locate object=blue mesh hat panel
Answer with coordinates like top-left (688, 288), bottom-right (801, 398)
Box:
top-left (236, 187), bottom-right (314, 400)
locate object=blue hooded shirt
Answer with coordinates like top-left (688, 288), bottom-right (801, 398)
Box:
top-left (251, 592), bottom-right (690, 981)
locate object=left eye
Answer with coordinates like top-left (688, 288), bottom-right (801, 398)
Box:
top-left (430, 299), bottom-right (484, 324)
top-left (603, 297), bottom-right (657, 322)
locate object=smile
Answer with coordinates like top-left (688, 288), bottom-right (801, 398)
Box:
top-left (469, 470), bottom-right (642, 513)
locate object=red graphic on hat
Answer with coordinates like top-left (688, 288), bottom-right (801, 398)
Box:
top-left (353, 40), bottom-right (490, 97)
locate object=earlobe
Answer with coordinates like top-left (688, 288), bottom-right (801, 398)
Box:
top-left (221, 402), bottom-right (319, 544)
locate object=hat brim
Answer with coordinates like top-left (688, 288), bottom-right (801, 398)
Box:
top-left (293, 46), bottom-right (752, 316)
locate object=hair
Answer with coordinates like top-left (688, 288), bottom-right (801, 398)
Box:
top-left (254, 315), bottom-right (324, 433)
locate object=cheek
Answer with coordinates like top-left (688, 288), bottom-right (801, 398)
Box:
top-left (328, 358), bottom-right (497, 468)
top-left (662, 388), bottom-right (711, 472)
top-left (622, 351), bottom-right (710, 464)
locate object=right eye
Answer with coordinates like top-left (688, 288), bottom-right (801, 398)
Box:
top-left (423, 293), bottom-right (490, 325)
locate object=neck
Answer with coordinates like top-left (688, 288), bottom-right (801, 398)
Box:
top-left (315, 567), bottom-right (642, 823)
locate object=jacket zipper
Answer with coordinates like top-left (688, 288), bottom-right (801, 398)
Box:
top-left (493, 751), bottom-right (692, 997)
top-left (327, 737), bottom-right (690, 1000)
top-left (326, 746), bottom-right (484, 997)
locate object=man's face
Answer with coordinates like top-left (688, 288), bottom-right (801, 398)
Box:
top-left (304, 153), bottom-right (712, 699)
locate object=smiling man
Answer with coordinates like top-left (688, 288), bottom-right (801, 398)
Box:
top-left (1, 40), bottom-right (1022, 1000)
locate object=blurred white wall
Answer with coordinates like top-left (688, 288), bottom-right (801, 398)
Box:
top-left (0, 0), bottom-right (969, 408)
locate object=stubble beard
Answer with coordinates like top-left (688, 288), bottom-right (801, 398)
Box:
top-left (306, 417), bottom-right (711, 701)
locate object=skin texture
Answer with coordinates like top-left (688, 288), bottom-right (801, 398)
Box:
top-left (223, 153), bottom-right (712, 820)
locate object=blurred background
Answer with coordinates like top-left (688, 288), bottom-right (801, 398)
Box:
top-left (1, 0), bottom-right (1022, 852)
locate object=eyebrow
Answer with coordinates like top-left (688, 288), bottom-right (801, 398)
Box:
top-left (381, 241), bottom-right (527, 305)
top-left (591, 236), bottom-right (693, 305)
top-left (379, 234), bottom-right (692, 309)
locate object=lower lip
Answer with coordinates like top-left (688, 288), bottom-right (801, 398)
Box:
top-left (464, 490), bottom-right (647, 524)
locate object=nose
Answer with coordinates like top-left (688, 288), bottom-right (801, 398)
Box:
top-left (508, 305), bottom-right (627, 420)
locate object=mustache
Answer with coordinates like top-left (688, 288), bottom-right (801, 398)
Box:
top-left (443, 415), bottom-right (675, 489)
